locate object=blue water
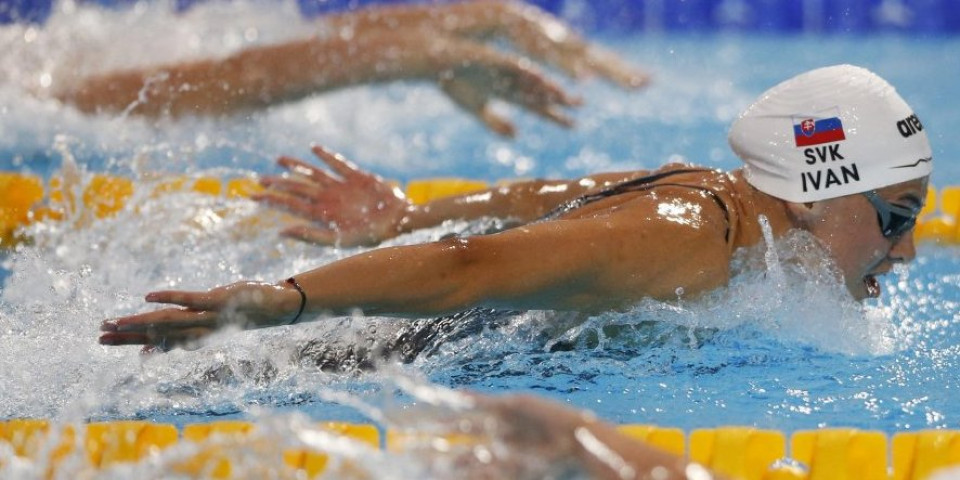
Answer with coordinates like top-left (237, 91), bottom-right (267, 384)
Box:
top-left (1, 1), bottom-right (959, 442)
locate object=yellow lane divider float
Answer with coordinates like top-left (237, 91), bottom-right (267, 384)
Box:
top-left (0, 419), bottom-right (380, 478)
top-left (3, 420), bottom-right (960, 479)
top-left (0, 172), bottom-right (491, 248)
top-left (2, 171), bottom-right (959, 248)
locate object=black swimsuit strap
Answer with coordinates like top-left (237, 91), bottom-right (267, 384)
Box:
top-left (541, 168), bottom-right (732, 242)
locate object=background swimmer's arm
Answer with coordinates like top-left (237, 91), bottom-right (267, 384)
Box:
top-left (57, 1), bottom-right (647, 135)
top-left (323, 0), bottom-right (648, 89)
top-left (57, 31), bottom-right (575, 133)
top-left (255, 146), bottom-right (654, 247)
top-left (100, 193), bottom-right (731, 349)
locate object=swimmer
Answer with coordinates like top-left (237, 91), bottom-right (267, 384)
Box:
top-left (52, 0), bottom-right (647, 137)
top-left (100, 65), bottom-right (932, 352)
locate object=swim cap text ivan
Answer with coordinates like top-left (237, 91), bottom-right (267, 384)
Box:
top-left (801, 143), bottom-right (859, 192)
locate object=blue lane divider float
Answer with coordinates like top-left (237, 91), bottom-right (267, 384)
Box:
top-left (2, 0), bottom-right (960, 34)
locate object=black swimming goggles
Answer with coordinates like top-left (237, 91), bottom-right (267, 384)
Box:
top-left (862, 190), bottom-right (922, 240)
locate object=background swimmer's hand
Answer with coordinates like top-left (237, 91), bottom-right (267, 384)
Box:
top-left (253, 145), bottom-right (412, 247)
top-left (454, 0), bottom-right (649, 89)
top-left (340, 0), bottom-right (649, 90)
top-left (99, 281), bottom-right (303, 350)
top-left (436, 46), bottom-right (581, 137)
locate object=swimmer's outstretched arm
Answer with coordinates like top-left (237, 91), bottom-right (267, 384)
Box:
top-left (100, 192), bottom-right (731, 348)
top-left (255, 145), bottom-right (654, 246)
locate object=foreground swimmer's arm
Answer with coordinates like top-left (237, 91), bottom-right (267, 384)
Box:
top-left (254, 145), bottom-right (655, 246)
top-left (100, 189), bottom-right (731, 348)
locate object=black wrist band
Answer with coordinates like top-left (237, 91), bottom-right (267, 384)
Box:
top-left (285, 277), bottom-right (307, 325)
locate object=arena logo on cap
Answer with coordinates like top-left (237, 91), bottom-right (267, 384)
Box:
top-left (793, 113), bottom-right (846, 147)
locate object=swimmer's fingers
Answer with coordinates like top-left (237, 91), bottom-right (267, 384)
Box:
top-left (498, 87), bottom-right (576, 132)
top-left (440, 77), bottom-right (515, 137)
top-left (524, 105), bottom-right (574, 130)
top-left (99, 331), bottom-right (153, 346)
top-left (478, 108), bottom-right (517, 139)
top-left (460, 1), bottom-right (589, 79)
top-left (497, 66), bottom-right (581, 111)
top-left (508, 69), bottom-right (581, 108)
top-left (487, 64), bottom-right (580, 129)
top-left (277, 155), bottom-right (339, 186)
top-left (100, 327), bottom-right (215, 350)
top-left (310, 145), bottom-right (372, 183)
top-left (142, 282), bottom-right (284, 314)
top-left (251, 190), bottom-right (318, 218)
top-left (102, 307), bottom-right (219, 334)
top-left (143, 290), bottom-right (225, 311)
top-left (253, 190), bottom-right (347, 225)
top-left (531, 44), bottom-right (649, 90)
top-left (477, 2), bottom-right (648, 89)
top-left (100, 282), bottom-right (297, 350)
top-left (500, 23), bottom-right (594, 81)
top-left (581, 46), bottom-right (650, 89)
top-left (259, 177), bottom-right (320, 200)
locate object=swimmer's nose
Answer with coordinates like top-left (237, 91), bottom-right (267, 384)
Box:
top-left (890, 231), bottom-right (917, 264)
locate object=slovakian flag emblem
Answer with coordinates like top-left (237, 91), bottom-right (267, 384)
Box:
top-left (794, 116), bottom-right (846, 147)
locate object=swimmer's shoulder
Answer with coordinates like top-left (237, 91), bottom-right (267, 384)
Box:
top-left (616, 164), bottom-right (746, 246)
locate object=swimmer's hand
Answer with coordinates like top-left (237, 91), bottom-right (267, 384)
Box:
top-left (435, 45), bottom-right (581, 137)
top-left (340, 0), bottom-right (650, 90)
top-left (457, 0), bottom-right (650, 89)
top-left (99, 281), bottom-right (303, 351)
top-left (253, 145), bottom-right (412, 247)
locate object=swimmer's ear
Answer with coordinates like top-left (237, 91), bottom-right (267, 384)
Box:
top-left (784, 201), bottom-right (829, 229)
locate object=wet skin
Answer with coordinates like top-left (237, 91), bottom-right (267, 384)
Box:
top-left (796, 177), bottom-right (928, 300)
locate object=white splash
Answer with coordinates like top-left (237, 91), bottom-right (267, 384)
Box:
top-left (547, 226), bottom-right (901, 356)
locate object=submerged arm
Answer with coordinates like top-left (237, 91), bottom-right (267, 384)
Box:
top-left (100, 191), bottom-right (731, 348)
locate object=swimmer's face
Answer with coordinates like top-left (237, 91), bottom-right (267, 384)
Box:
top-left (803, 177), bottom-right (928, 300)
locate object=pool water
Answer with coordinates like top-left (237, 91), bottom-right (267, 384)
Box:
top-left (1, 0), bottom-right (959, 454)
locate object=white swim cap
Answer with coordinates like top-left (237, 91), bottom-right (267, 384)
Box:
top-left (729, 65), bottom-right (932, 203)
